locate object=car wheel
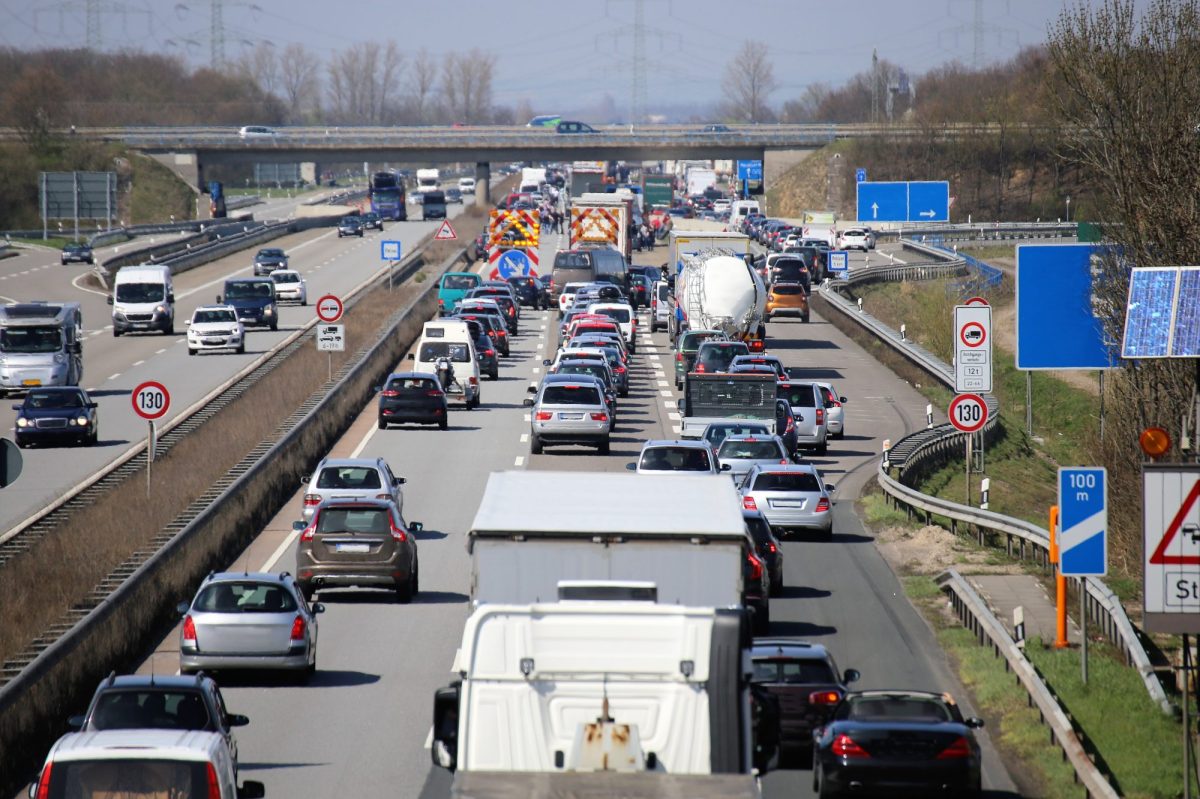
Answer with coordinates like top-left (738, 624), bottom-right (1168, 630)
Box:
top-left (769, 578), bottom-right (782, 598)
top-left (396, 573), bottom-right (415, 604)
top-left (824, 527), bottom-right (834, 542)
top-left (530, 434), bottom-right (544, 454)
top-left (112, 328), bottom-right (121, 337)
top-left (597, 438), bottom-right (611, 455)
top-left (754, 605), bottom-right (770, 634)
top-left (439, 417), bottom-right (449, 430)
top-left (165, 323), bottom-right (174, 336)
top-left (802, 313), bottom-right (810, 323)
top-left (300, 297), bottom-right (307, 306)
top-left (412, 557), bottom-right (420, 596)
top-left (377, 417), bottom-right (387, 430)
top-left (188, 348), bottom-right (196, 356)
top-left (489, 369), bottom-right (498, 380)
top-left (270, 321), bottom-right (278, 331)
top-left (817, 442), bottom-right (828, 455)
top-left (834, 429), bottom-right (844, 440)
top-left (15, 437), bottom-right (26, 449)
top-left (236, 343), bottom-right (245, 354)
top-left (88, 429), bottom-right (98, 446)
top-left (764, 313), bottom-right (771, 323)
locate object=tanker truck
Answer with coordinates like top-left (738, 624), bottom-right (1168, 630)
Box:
top-left (670, 247), bottom-right (766, 348)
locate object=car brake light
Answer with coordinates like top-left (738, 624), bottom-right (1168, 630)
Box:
top-left (936, 736), bottom-right (972, 759)
top-left (205, 762), bottom-right (221, 799)
top-left (299, 523), bottom-right (316, 542)
top-left (768, 541), bottom-right (777, 553)
top-left (390, 522), bottom-right (408, 543)
top-left (746, 552), bottom-right (764, 581)
top-left (304, 494), bottom-right (321, 506)
top-left (590, 412), bottom-right (609, 422)
top-left (290, 615), bottom-right (306, 641)
top-left (816, 408), bottom-right (825, 423)
top-left (809, 690), bottom-right (841, 705)
top-left (498, 330), bottom-right (507, 337)
top-left (469, 376), bottom-right (478, 385)
top-left (816, 497), bottom-right (830, 513)
top-left (615, 365), bottom-right (626, 374)
top-left (485, 349), bottom-right (495, 357)
top-left (182, 615), bottom-right (197, 644)
top-left (676, 353), bottom-right (683, 362)
top-left (742, 496), bottom-right (757, 510)
top-left (696, 363), bottom-right (706, 372)
top-left (832, 733), bottom-right (870, 758)
top-left (35, 764), bottom-right (52, 799)
top-left (780, 459), bottom-right (789, 464)
top-left (381, 389), bottom-right (400, 397)
top-left (785, 417), bottom-right (795, 434)
top-left (536, 411), bottom-right (553, 421)
top-left (427, 390), bottom-right (443, 397)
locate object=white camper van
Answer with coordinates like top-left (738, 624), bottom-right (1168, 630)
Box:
top-left (0, 301), bottom-right (84, 393)
top-left (410, 319), bottom-right (480, 409)
top-left (110, 264), bottom-right (175, 336)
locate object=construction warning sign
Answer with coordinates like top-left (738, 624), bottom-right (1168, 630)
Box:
top-left (488, 209), bottom-right (540, 249)
top-left (1143, 465), bottom-right (1200, 633)
top-left (434, 219), bottom-right (457, 240)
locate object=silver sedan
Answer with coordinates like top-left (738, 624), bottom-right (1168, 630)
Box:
top-left (178, 572), bottom-right (323, 681)
top-left (738, 463), bottom-right (835, 540)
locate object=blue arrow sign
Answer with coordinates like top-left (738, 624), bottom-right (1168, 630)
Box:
top-left (908, 181), bottom-right (950, 222)
top-left (737, 160), bottom-right (763, 181)
top-left (494, 248), bottom-right (535, 279)
top-left (855, 181), bottom-right (949, 222)
top-left (855, 168), bottom-right (867, 183)
top-left (1058, 467), bottom-right (1107, 576)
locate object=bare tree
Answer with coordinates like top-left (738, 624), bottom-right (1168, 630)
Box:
top-left (279, 43), bottom-right (321, 123)
top-left (234, 46), bottom-right (279, 99)
top-left (441, 49), bottom-right (496, 125)
top-left (721, 41), bottom-right (778, 122)
top-left (780, 83), bottom-right (831, 123)
top-left (409, 49), bottom-right (439, 124)
top-left (327, 41), bottom-right (405, 124)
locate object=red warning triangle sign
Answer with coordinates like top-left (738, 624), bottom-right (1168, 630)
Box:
top-left (434, 220), bottom-right (457, 241)
top-left (1150, 477), bottom-right (1200, 565)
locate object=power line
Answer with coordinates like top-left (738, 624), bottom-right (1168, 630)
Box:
top-left (938, 0), bottom-right (1020, 69)
top-left (32, 0), bottom-right (149, 50)
top-left (173, 0), bottom-right (262, 68)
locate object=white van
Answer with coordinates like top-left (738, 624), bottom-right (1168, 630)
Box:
top-left (409, 319), bottom-right (480, 409)
top-left (29, 729), bottom-right (264, 799)
top-left (458, 176), bottom-right (477, 193)
top-left (728, 200), bottom-right (760, 226)
top-left (110, 264), bottom-right (175, 336)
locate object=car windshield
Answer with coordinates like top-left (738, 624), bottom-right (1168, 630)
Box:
top-left (719, 440), bottom-right (783, 460)
top-left (751, 659), bottom-right (835, 684)
top-left (194, 581), bottom-right (298, 613)
top-left (780, 384), bottom-right (817, 408)
top-left (45, 761), bottom-right (210, 795)
top-left (193, 310), bottom-right (236, 324)
top-left (317, 466), bottom-right (383, 489)
top-left (641, 447), bottom-right (711, 471)
top-left (115, 283), bottom-right (165, 303)
top-left (752, 472), bottom-right (820, 492)
top-left (272, 272), bottom-right (299, 284)
top-left (91, 689), bottom-right (210, 731)
top-left (419, 342), bottom-right (470, 362)
top-left (443, 275), bottom-right (479, 290)
top-left (257, 249), bottom-right (284, 259)
top-left (317, 507), bottom-right (391, 534)
top-left (841, 696), bottom-right (954, 723)
top-left (542, 385), bottom-right (601, 405)
top-left (0, 326), bottom-right (63, 354)
top-left (225, 282), bottom-right (272, 300)
top-left (25, 390), bottom-right (84, 408)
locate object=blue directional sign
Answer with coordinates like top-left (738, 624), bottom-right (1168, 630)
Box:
top-left (1015, 244), bottom-right (1117, 370)
top-left (380, 240), bottom-right (402, 261)
top-left (855, 168), bottom-right (867, 183)
top-left (1058, 467), bottom-right (1107, 576)
top-left (828, 251), bottom-right (849, 276)
top-left (856, 181), bottom-right (949, 223)
top-left (737, 160), bottom-right (763, 181)
top-left (494, 248), bottom-right (535, 279)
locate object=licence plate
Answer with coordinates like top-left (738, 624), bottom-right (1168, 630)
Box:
top-left (559, 413), bottom-right (583, 420)
top-left (335, 543), bottom-right (370, 554)
top-left (204, 338), bottom-right (224, 345)
top-left (770, 499), bottom-right (805, 509)
top-left (22, 379), bottom-right (41, 386)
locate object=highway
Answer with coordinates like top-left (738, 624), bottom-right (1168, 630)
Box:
top-left (0, 191), bottom-right (480, 533)
top-left (44, 233), bottom-right (1028, 798)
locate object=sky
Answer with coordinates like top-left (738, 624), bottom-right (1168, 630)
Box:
top-left (0, 0), bottom-right (1156, 116)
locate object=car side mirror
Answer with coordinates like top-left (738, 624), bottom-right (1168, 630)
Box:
top-left (526, 385), bottom-right (537, 394)
top-left (839, 396), bottom-right (847, 403)
top-left (542, 359), bottom-right (551, 366)
top-left (825, 484), bottom-right (836, 493)
top-left (11, 404), bottom-right (19, 411)
top-left (229, 713), bottom-right (250, 727)
top-left (106, 295), bottom-right (114, 305)
top-left (843, 668), bottom-right (861, 684)
top-left (67, 714), bottom-right (85, 730)
top-left (88, 402), bottom-right (98, 409)
top-left (407, 353), bottom-right (415, 360)
top-left (292, 520), bottom-right (306, 533)
top-left (394, 477), bottom-right (406, 486)
top-left (721, 463), bottom-right (731, 472)
top-left (625, 462), bottom-right (637, 471)
top-left (966, 717), bottom-right (985, 729)
top-left (215, 295), bottom-right (222, 304)
top-left (409, 521), bottom-right (424, 532)
top-left (168, 293), bottom-right (176, 303)
top-left (676, 399), bottom-right (685, 413)
top-left (312, 603), bottom-right (325, 614)
top-left (522, 397), bottom-right (534, 407)
top-left (238, 781), bottom-right (266, 799)
top-left (176, 601), bottom-right (190, 616)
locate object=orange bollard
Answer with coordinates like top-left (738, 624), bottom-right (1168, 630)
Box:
top-left (1049, 505), bottom-right (1069, 648)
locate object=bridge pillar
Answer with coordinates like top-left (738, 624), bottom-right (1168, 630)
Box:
top-left (475, 162), bottom-right (491, 204)
top-left (763, 148), bottom-right (815, 190)
top-left (148, 150), bottom-right (204, 191)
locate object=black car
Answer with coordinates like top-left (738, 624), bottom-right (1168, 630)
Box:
top-left (812, 690), bottom-right (983, 797)
top-left (454, 312), bottom-right (509, 357)
top-left (535, 275), bottom-right (553, 308)
top-left (337, 216), bottom-right (364, 237)
top-left (219, 278), bottom-right (279, 329)
top-left (461, 320), bottom-right (499, 380)
top-left (361, 211), bottom-right (384, 230)
top-left (751, 638), bottom-right (860, 764)
top-left (775, 399), bottom-right (800, 457)
top-left (506, 276), bottom-right (547, 309)
top-left (465, 288), bottom-right (518, 334)
top-left (252, 247), bottom-right (289, 276)
top-left (555, 120), bottom-right (597, 134)
top-left (13, 387), bottom-right (99, 448)
top-left (628, 274), bottom-right (651, 310)
top-left (61, 242), bottom-right (94, 265)
top-left (743, 509), bottom-right (784, 595)
top-left (377, 372), bottom-right (448, 430)
top-left (69, 672), bottom-right (249, 771)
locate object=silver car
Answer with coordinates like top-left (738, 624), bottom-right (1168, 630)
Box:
top-left (778, 381), bottom-right (828, 454)
top-left (301, 457), bottom-right (405, 521)
top-left (716, 434), bottom-right (792, 484)
top-left (178, 572), bottom-right (323, 680)
top-left (738, 463), bottom-right (835, 540)
top-left (628, 439), bottom-right (728, 476)
top-left (701, 421), bottom-right (773, 454)
top-left (525, 374), bottom-right (612, 454)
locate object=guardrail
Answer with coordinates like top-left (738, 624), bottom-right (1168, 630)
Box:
top-left (938, 570), bottom-right (1121, 798)
top-left (818, 244), bottom-right (1173, 715)
top-left (874, 221), bottom-right (1077, 242)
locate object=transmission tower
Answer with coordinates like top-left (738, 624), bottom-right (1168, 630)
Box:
top-left (174, 0), bottom-right (262, 69)
top-left (597, 0), bottom-right (677, 124)
top-left (33, 0), bottom-right (149, 50)
top-left (938, 0), bottom-right (1019, 69)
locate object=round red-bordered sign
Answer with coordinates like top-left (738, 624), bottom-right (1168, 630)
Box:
top-left (964, 296), bottom-right (989, 306)
top-left (948, 393), bottom-right (988, 433)
top-left (131, 381), bottom-right (170, 421)
top-left (959, 321), bottom-right (987, 348)
top-left (316, 294), bottom-right (343, 323)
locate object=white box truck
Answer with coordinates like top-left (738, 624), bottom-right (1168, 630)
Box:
top-left (417, 168), bottom-right (441, 190)
top-left (467, 471), bottom-right (749, 608)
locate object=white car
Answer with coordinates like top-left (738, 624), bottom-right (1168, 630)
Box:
top-left (270, 269), bottom-right (308, 305)
top-left (187, 305), bottom-right (245, 356)
top-left (712, 199), bottom-right (731, 214)
top-left (585, 301), bottom-right (636, 352)
top-left (557, 281), bottom-right (590, 316)
top-left (238, 125), bottom-right (276, 139)
top-left (837, 229), bottom-right (870, 251)
top-left (458, 177), bottom-right (477, 193)
top-left (407, 190), bottom-right (424, 204)
top-left (816, 381), bottom-right (848, 439)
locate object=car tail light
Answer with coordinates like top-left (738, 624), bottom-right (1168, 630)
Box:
top-left (536, 411), bottom-right (553, 421)
top-left (205, 763), bottom-right (222, 799)
top-left (785, 417), bottom-right (795, 434)
top-left (815, 497), bottom-right (830, 513)
top-left (498, 330), bottom-right (507, 337)
top-left (427, 390), bottom-right (443, 397)
top-left (696, 363), bottom-right (706, 372)
top-left (437, 298), bottom-right (445, 309)
top-left (749, 340), bottom-right (765, 353)
top-left (390, 522), bottom-right (408, 543)
top-left (832, 734), bottom-right (870, 758)
top-left (614, 365), bottom-right (626, 374)
top-left (676, 353), bottom-right (683, 362)
top-left (746, 552), bottom-right (764, 581)
top-left (304, 494), bottom-right (321, 507)
top-left (768, 294), bottom-right (776, 301)
top-left (469, 376), bottom-right (478, 385)
top-left (809, 690), bottom-right (841, 705)
top-left (290, 615), bottom-right (307, 641)
top-left (779, 458), bottom-right (789, 464)
top-left (816, 407), bottom-right (825, 424)
top-left (182, 615), bottom-right (197, 644)
top-left (936, 736), bottom-right (972, 759)
top-left (485, 349), bottom-right (495, 357)
top-left (768, 541), bottom-right (778, 553)
top-left (590, 412), bottom-right (609, 422)
top-left (382, 389), bottom-right (403, 398)
top-left (299, 522), bottom-right (316, 542)
top-left (742, 496), bottom-right (757, 510)
top-left (34, 764), bottom-right (52, 799)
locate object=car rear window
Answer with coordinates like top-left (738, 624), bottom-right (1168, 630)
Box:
top-left (697, 343), bottom-right (749, 371)
top-left (91, 689), bottom-right (210, 731)
top-left (771, 258), bottom-right (808, 283)
top-left (442, 274), bottom-right (478, 290)
top-left (45, 762), bottom-right (209, 796)
top-left (719, 440), bottom-right (783, 460)
top-left (751, 658), bottom-right (835, 684)
top-left (780, 384), bottom-right (817, 407)
top-left (386, 377), bottom-right (439, 393)
top-left (705, 424), bottom-right (771, 447)
top-left (317, 466), bottom-right (383, 489)
top-left (640, 446), bottom-right (712, 471)
top-left (559, 365), bottom-right (607, 381)
top-left (195, 582), bottom-right (298, 613)
top-left (317, 507), bottom-right (391, 534)
top-left (542, 385), bottom-right (602, 405)
top-left (772, 283), bottom-right (806, 295)
top-left (681, 332), bottom-right (720, 352)
top-left (595, 307), bottom-right (631, 324)
top-left (844, 696), bottom-right (953, 722)
top-left (419, 341), bottom-right (471, 362)
top-left (752, 472), bottom-right (820, 492)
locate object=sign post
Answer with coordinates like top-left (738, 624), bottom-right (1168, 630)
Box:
top-left (380, 241), bottom-right (402, 290)
top-left (132, 381), bottom-right (170, 497)
top-left (1058, 467), bottom-right (1107, 684)
top-left (315, 295), bottom-right (345, 380)
top-left (948, 393), bottom-right (987, 507)
top-left (827, 251), bottom-right (849, 278)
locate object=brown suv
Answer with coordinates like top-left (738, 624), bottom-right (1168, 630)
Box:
top-left (294, 499), bottom-right (421, 602)
top-left (765, 282), bottom-right (810, 322)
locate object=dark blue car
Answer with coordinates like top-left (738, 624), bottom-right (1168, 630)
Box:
top-left (13, 386), bottom-right (99, 447)
top-left (219, 278), bottom-right (279, 330)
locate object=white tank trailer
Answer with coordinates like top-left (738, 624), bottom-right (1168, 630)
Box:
top-left (675, 249), bottom-right (767, 340)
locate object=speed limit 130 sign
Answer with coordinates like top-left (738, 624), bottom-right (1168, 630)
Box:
top-left (132, 381), bottom-right (171, 421)
top-left (948, 393), bottom-right (988, 433)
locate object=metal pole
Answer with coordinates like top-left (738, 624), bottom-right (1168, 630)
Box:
top-left (1026, 371), bottom-right (1033, 437)
top-left (146, 420), bottom-right (153, 497)
top-left (41, 173), bottom-right (48, 241)
top-left (1186, 634), bottom-right (1192, 799)
top-left (73, 171), bottom-right (80, 243)
top-left (1099, 371), bottom-right (1105, 442)
top-left (965, 434), bottom-right (972, 506)
top-left (328, 352), bottom-right (332, 382)
top-left (1080, 577), bottom-right (1088, 685)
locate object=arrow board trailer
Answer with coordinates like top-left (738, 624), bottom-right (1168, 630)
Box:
top-left (468, 471), bottom-right (750, 607)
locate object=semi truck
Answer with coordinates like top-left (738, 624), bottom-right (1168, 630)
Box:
top-left (667, 230), bottom-right (752, 278)
top-left (569, 161), bottom-right (606, 197)
top-left (570, 193), bottom-right (633, 262)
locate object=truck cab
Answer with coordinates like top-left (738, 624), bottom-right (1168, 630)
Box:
top-left (0, 302), bottom-right (84, 395)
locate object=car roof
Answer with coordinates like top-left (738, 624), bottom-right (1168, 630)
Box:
top-left (746, 463), bottom-right (821, 476)
top-left (193, 305), bottom-right (237, 313)
top-left (313, 497), bottom-right (395, 510)
top-left (206, 571), bottom-right (295, 584)
top-left (846, 689), bottom-right (955, 704)
top-left (97, 674), bottom-right (213, 690)
top-left (317, 457), bottom-right (385, 468)
top-left (47, 729), bottom-right (226, 762)
top-left (750, 638), bottom-right (831, 659)
top-left (543, 372), bottom-right (604, 384)
top-left (640, 439), bottom-right (711, 451)
top-left (720, 434), bottom-right (783, 445)
top-left (386, 371), bottom-right (439, 380)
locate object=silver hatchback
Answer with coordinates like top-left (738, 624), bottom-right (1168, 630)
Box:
top-left (301, 457), bottom-right (405, 521)
top-left (738, 463), bottom-right (835, 540)
top-left (525, 375), bottom-right (612, 454)
top-left (177, 572), bottom-right (323, 680)
top-left (716, 434), bottom-right (793, 485)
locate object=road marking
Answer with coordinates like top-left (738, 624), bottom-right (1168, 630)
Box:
top-left (659, 389), bottom-right (671, 397)
top-left (523, 413), bottom-right (531, 422)
top-left (520, 433), bottom-right (529, 443)
top-left (514, 456), bottom-right (525, 467)
top-left (71, 273), bottom-right (110, 298)
top-left (672, 425), bottom-right (682, 434)
top-left (657, 380), bottom-right (668, 387)
top-left (156, 348), bottom-right (167, 354)
top-left (532, 367), bottom-right (540, 374)
top-left (668, 412), bottom-right (681, 420)
top-left (132, 360), bottom-right (145, 366)
top-left (108, 372), bottom-right (121, 380)
top-left (0, 294), bottom-right (15, 304)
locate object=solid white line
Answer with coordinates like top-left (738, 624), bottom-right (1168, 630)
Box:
top-left (656, 380), bottom-right (668, 387)
top-left (668, 412), bottom-right (681, 420)
top-left (262, 527), bottom-right (300, 572)
top-left (0, 294), bottom-right (15, 304)
top-left (523, 413), bottom-right (531, 422)
top-left (672, 425), bottom-right (682, 434)
top-left (349, 420), bottom-right (380, 458)
top-left (532, 367), bottom-right (540, 374)
top-left (71, 273), bottom-right (110, 298)
top-left (514, 456), bottom-right (525, 467)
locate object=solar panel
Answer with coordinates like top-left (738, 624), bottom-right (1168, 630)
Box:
top-left (1122, 268), bottom-right (1177, 359)
top-left (1173, 268), bottom-right (1200, 357)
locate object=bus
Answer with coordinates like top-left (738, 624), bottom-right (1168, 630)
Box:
top-left (370, 171), bottom-right (407, 221)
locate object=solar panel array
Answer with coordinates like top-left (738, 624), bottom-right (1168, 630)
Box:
top-left (1121, 266), bottom-right (1200, 359)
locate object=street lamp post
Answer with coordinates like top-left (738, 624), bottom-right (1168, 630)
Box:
top-left (1065, 196), bottom-right (1071, 222)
